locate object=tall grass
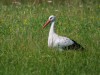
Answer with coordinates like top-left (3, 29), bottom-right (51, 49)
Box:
top-left (0, 0), bottom-right (100, 5)
top-left (0, 1), bottom-right (100, 75)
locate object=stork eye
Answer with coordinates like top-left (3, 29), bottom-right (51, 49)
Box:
top-left (50, 17), bottom-right (52, 19)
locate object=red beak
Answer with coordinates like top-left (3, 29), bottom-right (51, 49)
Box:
top-left (43, 20), bottom-right (51, 28)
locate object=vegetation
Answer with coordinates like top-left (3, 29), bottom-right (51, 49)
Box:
top-left (0, 1), bottom-right (100, 75)
top-left (0, 0), bottom-right (100, 5)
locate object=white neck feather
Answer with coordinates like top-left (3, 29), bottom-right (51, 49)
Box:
top-left (48, 21), bottom-right (56, 47)
top-left (49, 22), bottom-right (55, 35)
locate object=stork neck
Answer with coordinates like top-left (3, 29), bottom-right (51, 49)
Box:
top-left (49, 22), bottom-right (55, 34)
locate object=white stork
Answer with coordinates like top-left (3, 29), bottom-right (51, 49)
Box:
top-left (43, 15), bottom-right (84, 51)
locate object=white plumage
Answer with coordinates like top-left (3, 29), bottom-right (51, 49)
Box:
top-left (43, 15), bottom-right (84, 51)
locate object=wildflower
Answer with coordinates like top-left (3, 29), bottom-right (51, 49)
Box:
top-left (47, 0), bottom-right (52, 3)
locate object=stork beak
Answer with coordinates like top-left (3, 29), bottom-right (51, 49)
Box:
top-left (43, 20), bottom-right (51, 28)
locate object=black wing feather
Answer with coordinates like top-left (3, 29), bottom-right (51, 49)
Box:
top-left (66, 40), bottom-right (84, 50)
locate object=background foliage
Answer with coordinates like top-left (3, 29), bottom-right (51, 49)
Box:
top-left (0, 0), bottom-right (100, 75)
top-left (0, 0), bottom-right (100, 5)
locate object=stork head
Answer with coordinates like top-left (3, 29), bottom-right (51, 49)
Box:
top-left (43, 15), bottom-right (56, 28)
top-left (48, 15), bottom-right (56, 22)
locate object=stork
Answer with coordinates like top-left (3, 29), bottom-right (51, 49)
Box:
top-left (43, 15), bottom-right (84, 51)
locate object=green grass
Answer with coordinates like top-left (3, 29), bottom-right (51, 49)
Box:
top-left (0, 2), bottom-right (100, 75)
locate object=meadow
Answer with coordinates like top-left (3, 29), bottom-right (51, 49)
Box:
top-left (0, 1), bottom-right (100, 75)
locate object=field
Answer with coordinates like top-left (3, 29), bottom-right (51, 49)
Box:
top-left (0, 1), bottom-right (100, 75)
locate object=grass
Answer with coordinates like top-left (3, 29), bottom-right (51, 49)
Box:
top-left (0, 2), bottom-right (100, 75)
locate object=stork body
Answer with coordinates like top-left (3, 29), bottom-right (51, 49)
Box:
top-left (43, 15), bottom-right (84, 50)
